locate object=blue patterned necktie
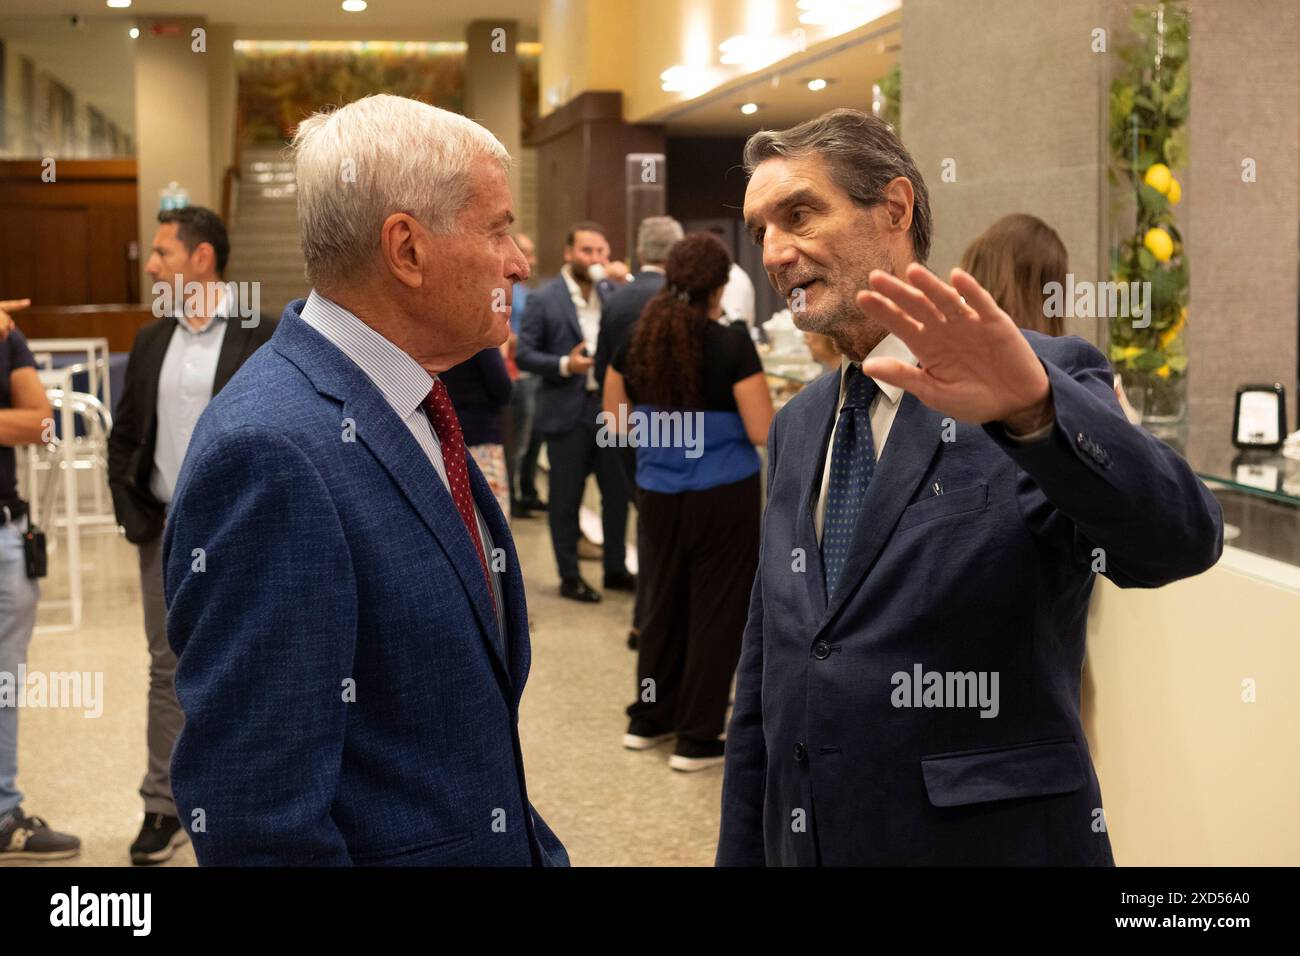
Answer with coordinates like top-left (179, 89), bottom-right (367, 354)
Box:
top-left (822, 365), bottom-right (878, 599)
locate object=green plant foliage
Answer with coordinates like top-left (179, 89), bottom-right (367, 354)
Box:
top-left (1108, 0), bottom-right (1191, 384)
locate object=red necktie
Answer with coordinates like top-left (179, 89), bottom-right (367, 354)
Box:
top-left (423, 379), bottom-right (491, 586)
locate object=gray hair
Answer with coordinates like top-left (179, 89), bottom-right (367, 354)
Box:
top-left (636, 216), bottom-right (684, 264)
top-left (743, 107), bottom-right (931, 263)
top-left (292, 94), bottom-right (511, 287)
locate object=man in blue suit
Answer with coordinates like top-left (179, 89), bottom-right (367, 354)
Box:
top-left (718, 109), bottom-right (1222, 866)
top-left (162, 94), bottom-right (567, 866)
top-left (516, 223), bottom-right (634, 603)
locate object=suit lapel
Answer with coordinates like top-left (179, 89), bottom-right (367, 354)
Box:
top-left (465, 454), bottom-right (530, 702)
top-left (557, 282), bottom-right (583, 341)
top-left (815, 392), bottom-right (945, 634)
top-left (795, 382), bottom-right (840, 619)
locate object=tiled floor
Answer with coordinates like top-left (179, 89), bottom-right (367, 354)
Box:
top-left (15, 482), bottom-right (724, 867)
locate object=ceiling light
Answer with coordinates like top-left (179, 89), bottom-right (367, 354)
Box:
top-left (660, 65), bottom-right (711, 94)
top-left (718, 34), bottom-right (794, 68)
top-left (807, 78), bottom-right (828, 91)
top-left (740, 103), bottom-right (759, 115)
top-left (106, 0), bottom-right (132, 9)
top-left (797, 0), bottom-right (899, 28)
top-left (342, 0), bottom-right (368, 12)
top-left (129, 27), bottom-right (139, 39)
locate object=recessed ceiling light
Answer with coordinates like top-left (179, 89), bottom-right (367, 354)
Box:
top-left (106, 0), bottom-right (132, 9)
top-left (342, 0), bottom-right (368, 12)
top-left (129, 27), bottom-right (139, 39)
top-left (740, 103), bottom-right (759, 115)
top-left (807, 78), bottom-right (828, 91)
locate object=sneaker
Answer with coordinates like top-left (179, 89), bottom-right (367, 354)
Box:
top-left (130, 813), bottom-right (188, 865)
top-left (0, 807), bottom-right (81, 862)
top-left (623, 719), bottom-right (674, 750)
top-left (669, 738), bottom-right (727, 772)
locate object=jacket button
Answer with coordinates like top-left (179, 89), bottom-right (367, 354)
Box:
top-left (793, 742), bottom-right (807, 761)
top-left (812, 641), bottom-right (831, 660)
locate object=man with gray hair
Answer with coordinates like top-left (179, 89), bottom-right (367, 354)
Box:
top-left (161, 94), bottom-right (568, 866)
top-left (718, 108), bottom-right (1221, 866)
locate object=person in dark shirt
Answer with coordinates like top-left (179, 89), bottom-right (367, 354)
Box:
top-left (441, 346), bottom-right (514, 519)
top-left (0, 298), bottom-right (81, 861)
top-left (604, 234), bottom-right (774, 771)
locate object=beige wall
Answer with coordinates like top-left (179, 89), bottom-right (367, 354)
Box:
top-left (902, 0), bottom-right (1108, 343)
top-left (206, 23), bottom-right (237, 214)
top-left (466, 20), bottom-right (523, 221)
top-left (1184, 0), bottom-right (1299, 464)
top-left (133, 17), bottom-right (213, 299)
top-left (1086, 556), bottom-right (1300, 864)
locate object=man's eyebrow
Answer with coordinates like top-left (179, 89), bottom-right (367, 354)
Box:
top-left (491, 210), bottom-right (516, 228)
top-left (745, 188), bottom-right (822, 237)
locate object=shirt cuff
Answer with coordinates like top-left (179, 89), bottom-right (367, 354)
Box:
top-left (559, 356), bottom-right (570, 376)
top-left (1003, 413), bottom-right (1056, 444)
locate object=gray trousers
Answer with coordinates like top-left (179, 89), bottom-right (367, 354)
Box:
top-left (137, 534), bottom-right (183, 817)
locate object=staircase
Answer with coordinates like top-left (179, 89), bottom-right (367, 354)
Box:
top-left (224, 144), bottom-right (309, 321)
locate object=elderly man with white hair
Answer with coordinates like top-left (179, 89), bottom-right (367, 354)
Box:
top-left (161, 94), bottom-right (568, 866)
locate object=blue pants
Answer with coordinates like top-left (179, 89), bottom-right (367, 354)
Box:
top-left (0, 521), bottom-right (40, 820)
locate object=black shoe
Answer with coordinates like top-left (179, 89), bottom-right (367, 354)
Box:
top-left (130, 813), bottom-right (188, 865)
top-left (627, 629), bottom-right (639, 650)
top-left (520, 494), bottom-right (547, 512)
top-left (604, 570), bottom-right (636, 592)
top-left (511, 499), bottom-right (535, 519)
top-left (669, 738), bottom-right (727, 773)
top-left (560, 577), bottom-right (601, 603)
top-left (0, 806), bottom-right (80, 862)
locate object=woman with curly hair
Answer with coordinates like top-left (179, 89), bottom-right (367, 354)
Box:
top-left (603, 232), bottom-right (773, 771)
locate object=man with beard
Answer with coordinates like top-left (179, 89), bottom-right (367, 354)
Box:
top-left (717, 108), bottom-right (1222, 866)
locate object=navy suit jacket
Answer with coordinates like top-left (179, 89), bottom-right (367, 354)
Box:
top-left (163, 301), bottom-right (568, 867)
top-left (717, 332), bottom-right (1223, 866)
top-left (593, 269), bottom-right (666, 385)
top-left (515, 274), bottom-right (614, 434)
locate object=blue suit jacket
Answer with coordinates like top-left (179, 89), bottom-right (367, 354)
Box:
top-left (162, 301), bottom-right (568, 867)
top-left (717, 332), bottom-right (1223, 866)
top-left (515, 274), bottom-right (614, 434)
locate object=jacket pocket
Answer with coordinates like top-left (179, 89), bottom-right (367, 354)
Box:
top-left (920, 736), bottom-right (1085, 808)
top-left (896, 482), bottom-right (988, 532)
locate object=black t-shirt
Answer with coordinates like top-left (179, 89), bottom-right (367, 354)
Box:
top-left (612, 320), bottom-right (762, 410)
top-left (1, 329), bottom-right (38, 507)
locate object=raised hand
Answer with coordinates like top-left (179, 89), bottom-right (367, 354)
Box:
top-left (0, 298), bottom-right (31, 342)
top-left (856, 264), bottom-right (1053, 434)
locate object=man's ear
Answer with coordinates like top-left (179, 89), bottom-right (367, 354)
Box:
top-left (879, 176), bottom-right (915, 243)
top-left (192, 241), bottom-right (217, 277)
top-left (380, 213), bottom-right (425, 289)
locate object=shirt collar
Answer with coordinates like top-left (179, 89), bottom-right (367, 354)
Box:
top-left (840, 333), bottom-right (916, 407)
top-left (300, 289), bottom-right (435, 420)
top-left (561, 264), bottom-right (598, 308)
top-left (640, 264), bottom-right (665, 274)
top-left (173, 283), bottom-right (230, 334)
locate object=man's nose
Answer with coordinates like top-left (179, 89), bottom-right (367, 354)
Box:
top-left (508, 250), bottom-right (529, 284)
top-left (763, 229), bottom-right (800, 277)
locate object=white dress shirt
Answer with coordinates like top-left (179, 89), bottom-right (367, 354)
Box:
top-left (812, 333), bottom-right (1055, 543)
top-left (299, 290), bottom-right (507, 642)
top-left (150, 294), bottom-right (229, 504)
top-left (813, 334), bottom-right (913, 543)
top-left (557, 264), bottom-right (602, 391)
top-left (720, 262), bottom-right (756, 327)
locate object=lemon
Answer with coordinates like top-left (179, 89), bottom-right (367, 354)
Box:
top-left (1166, 177), bottom-right (1181, 204)
top-left (1144, 163), bottom-right (1173, 194)
top-left (1143, 227), bottom-right (1174, 262)
top-left (1155, 364), bottom-right (1171, 380)
top-left (1122, 345), bottom-right (1142, 360)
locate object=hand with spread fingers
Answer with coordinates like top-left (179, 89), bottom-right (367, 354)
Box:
top-left (856, 263), bottom-right (1055, 435)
